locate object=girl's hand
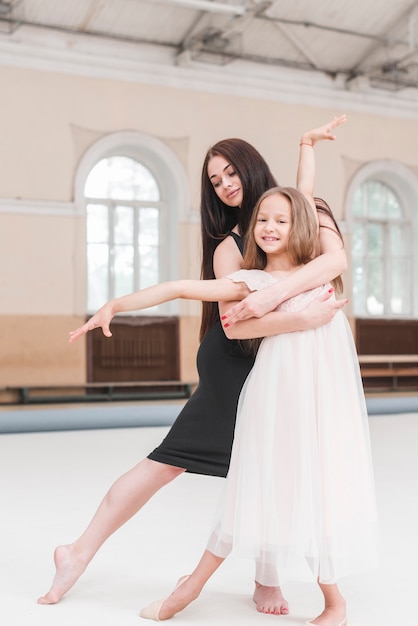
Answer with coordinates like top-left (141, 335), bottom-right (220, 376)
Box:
top-left (300, 114), bottom-right (347, 147)
top-left (69, 303), bottom-right (114, 343)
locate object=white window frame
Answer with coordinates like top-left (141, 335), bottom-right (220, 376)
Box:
top-left (345, 159), bottom-right (418, 319)
top-left (73, 131), bottom-right (190, 316)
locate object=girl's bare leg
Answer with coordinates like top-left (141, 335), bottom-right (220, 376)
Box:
top-left (140, 550), bottom-right (225, 621)
top-left (140, 553), bottom-right (289, 620)
top-left (253, 558), bottom-right (289, 614)
top-left (305, 581), bottom-right (347, 626)
top-left (253, 581), bottom-right (289, 615)
top-left (38, 458), bottom-right (185, 605)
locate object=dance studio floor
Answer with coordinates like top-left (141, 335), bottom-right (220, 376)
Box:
top-left (1, 404), bottom-right (417, 626)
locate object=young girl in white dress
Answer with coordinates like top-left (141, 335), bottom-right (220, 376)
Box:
top-left (70, 140), bottom-right (377, 626)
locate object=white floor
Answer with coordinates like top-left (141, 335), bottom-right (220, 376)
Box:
top-left (1, 410), bottom-right (417, 626)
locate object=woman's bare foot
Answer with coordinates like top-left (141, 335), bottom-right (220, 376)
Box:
top-left (38, 545), bottom-right (88, 604)
top-left (253, 582), bottom-right (289, 615)
top-left (140, 576), bottom-right (200, 621)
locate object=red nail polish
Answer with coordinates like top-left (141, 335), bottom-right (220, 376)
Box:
top-left (221, 315), bottom-right (227, 320)
top-left (328, 288), bottom-right (334, 293)
top-left (224, 323), bottom-right (229, 328)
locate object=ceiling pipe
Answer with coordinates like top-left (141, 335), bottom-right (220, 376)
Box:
top-left (144, 0), bottom-right (246, 16)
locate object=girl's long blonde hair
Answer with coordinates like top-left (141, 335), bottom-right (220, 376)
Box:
top-left (243, 187), bottom-right (320, 271)
top-left (237, 187), bottom-right (344, 355)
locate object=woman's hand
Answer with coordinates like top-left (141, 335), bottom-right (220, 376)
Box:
top-left (221, 287), bottom-right (278, 324)
top-left (69, 302), bottom-right (115, 343)
top-left (222, 288), bottom-right (347, 327)
top-left (300, 114), bottom-right (347, 147)
top-left (299, 290), bottom-right (348, 329)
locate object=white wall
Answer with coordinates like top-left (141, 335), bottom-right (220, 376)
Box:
top-left (1, 53), bottom-right (418, 387)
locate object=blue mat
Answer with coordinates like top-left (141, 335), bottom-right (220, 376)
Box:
top-left (0, 404), bottom-right (179, 434)
top-left (365, 395), bottom-right (418, 416)
top-left (1, 396), bottom-right (418, 434)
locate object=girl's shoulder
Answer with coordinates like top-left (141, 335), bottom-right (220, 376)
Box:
top-left (226, 269), bottom-right (277, 292)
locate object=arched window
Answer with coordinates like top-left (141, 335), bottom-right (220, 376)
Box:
top-left (85, 156), bottom-right (162, 312)
top-left (352, 179), bottom-right (411, 316)
top-left (74, 131), bottom-right (190, 317)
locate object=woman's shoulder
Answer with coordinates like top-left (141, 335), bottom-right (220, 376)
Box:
top-left (215, 232), bottom-right (242, 254)
top-left (213, 233), bottom-right (244, 277)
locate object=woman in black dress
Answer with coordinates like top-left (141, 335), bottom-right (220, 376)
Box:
top-left (39, 120), bottom-right (347, 613)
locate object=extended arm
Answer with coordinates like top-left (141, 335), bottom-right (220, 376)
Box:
top-left (69, 277), bottom-right (250, 343)
top-left (297, 114), bottom-right (346, 205)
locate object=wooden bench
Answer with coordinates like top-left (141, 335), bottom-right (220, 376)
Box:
top-left (1, 380), bottom-right (197, 405)
top-left (358, 355), bottom-right (418, 391)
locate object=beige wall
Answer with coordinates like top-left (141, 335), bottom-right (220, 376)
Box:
top-left (1, 64), bottom-right (418, 388)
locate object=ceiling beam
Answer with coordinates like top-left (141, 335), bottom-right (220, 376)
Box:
top-left (271, 20), bottom-right (322, 70)
top-left (175, 0), bottom-right (272, 63)
top-left (347, 1), bottom-right (418, 76)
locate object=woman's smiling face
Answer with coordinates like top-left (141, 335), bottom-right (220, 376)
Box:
top-left (207, 155), bottom-right (243, 208)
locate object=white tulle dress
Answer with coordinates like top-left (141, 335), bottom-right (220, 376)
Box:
top-left (207, 270), bottom-right (378, 585)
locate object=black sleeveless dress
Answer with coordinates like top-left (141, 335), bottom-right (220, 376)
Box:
top-left (147, 233), bottom-right (256, 477)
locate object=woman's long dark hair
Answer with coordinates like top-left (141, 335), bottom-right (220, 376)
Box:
top-left (200, 138), bottom-right (277, 340)
top-left (314, 196), bottom-right (344, 294)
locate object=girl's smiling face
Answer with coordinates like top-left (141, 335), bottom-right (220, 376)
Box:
top-left (207, 155), bottom-right (243, 208)
top-left (254, 192), bottom-right (292, 257)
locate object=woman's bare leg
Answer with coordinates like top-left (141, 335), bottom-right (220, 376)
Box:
top-left (38, 456), bottom-right (289, 610)
top-left (140, 550), bottom-right (225, 621)
top-left (38, 458), bottom-right (185, 605)
top-left (305, 581), bottom-right (347, 626)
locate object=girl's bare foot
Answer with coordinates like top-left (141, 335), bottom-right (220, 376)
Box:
top-left (38, 545), bottom-right (88, 604)
top-left (140, 576), bottom-right (199, 621)
top-left (304, 605), bottom-right (347, 626)
top-left (253, 582), bottom-right (289, 615)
